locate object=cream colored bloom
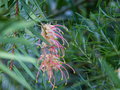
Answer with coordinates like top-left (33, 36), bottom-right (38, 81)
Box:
top-left (36, 23), bottom-right (75, 90)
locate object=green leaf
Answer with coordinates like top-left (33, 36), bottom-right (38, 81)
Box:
top-left (19, 61), bottom-right (35, 80)
top-left (0, 62), bottom-right (32, 89)
top-left (97, 0), bottom-right (103, 6)
top-left (0, 51), bottom-right (36, 64)
top-left (31, 0), bottom-right (46, 20)
top-left (0, 37), bottom-right (32, 46)
top-left (20, 0), bottom-right (39, 21)
top-left (100, 58), bottom-right (120, 88)
top-left (1, 20), bottom-right (35, 35)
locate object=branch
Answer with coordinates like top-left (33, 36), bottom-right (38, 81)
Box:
top-left (15, 0), bottom-right (19, 16)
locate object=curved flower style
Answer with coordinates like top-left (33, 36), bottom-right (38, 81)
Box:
top-left (37, 54), bottom-right (75, 89)
top-left (36, 23), bottom-right (75, 90)
top-left (41, 24), bottom-right (69, 57)
top-left (41, 24), bottom-right (68, 45)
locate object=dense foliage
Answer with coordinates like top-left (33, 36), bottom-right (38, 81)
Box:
top-left (0, 0), bottom-right (120, 90)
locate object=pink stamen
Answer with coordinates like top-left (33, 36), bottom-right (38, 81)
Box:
top-left (61, 62), bottom-right (75, 74)
top-left (50, 32), bottom-right (65, 44)
top-left (50, 32), bottom-right (69, 46)
top-left (53, 29), bottom-right (63, 36)
top-left (52, 75), bottom-right (56, 90)
top-left (51, 39), bottom-right (63, 48)
top-left (62, 69), bottom-right (68, 85)
top-left (54, 25), bottom-right (68, 31)
top-left (36, 67), bottom-right (41, 82)
top-left (51, 27), bottom-right (64, 34)
top-left (53, 25), bottom-right (64, 27)
top-left (58, 67), bottom-right (64, 80)
top-left (60, 65), bottom-right (70, 79)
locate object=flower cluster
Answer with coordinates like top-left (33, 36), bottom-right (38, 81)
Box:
top-left (36, 23), bottom-right (75, 89)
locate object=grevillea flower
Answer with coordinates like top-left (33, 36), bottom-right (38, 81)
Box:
top-left (41, 24), bottom-right (69, 57)
top-left (36, 23), bottom-right (75, 90)
top-left (36, 54), bottom-right (75, 89)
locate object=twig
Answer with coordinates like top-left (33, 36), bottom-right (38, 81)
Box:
top-left (9, 48), bottom-right (14, 70)
top-left (15, 0), bottom-right (19, 16)
top-left (9, 0), bottom-right (19, 70)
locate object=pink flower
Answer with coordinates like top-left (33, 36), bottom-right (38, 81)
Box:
top-left (36, 23), bottom-right (75, 90)
top-left (36, 54), bottom-right (75, 90)
top-left (41, 24), bottom-right (68, 47)
top-left (40, 24), bottom-right (69, 57)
